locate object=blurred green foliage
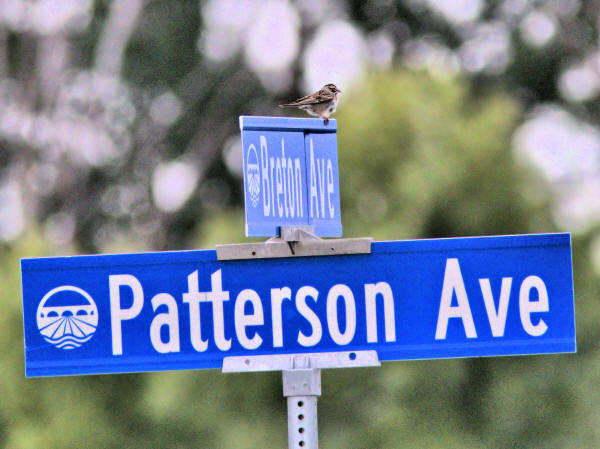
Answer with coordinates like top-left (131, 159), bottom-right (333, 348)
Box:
top-left (2, 71), bottom-right (598, 448)
top-left (338, 71), bottom-right (532, 240)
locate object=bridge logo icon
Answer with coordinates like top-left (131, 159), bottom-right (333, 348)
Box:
top-left (246, 143), bottom-right (260, 208)
top-left (36, 285), bottom-right (98, 350)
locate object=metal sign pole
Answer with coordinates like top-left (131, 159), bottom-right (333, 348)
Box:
top-left (219, 227), bottom-right (378, 449)
top-left (283, 361), bottom-right (320, 448)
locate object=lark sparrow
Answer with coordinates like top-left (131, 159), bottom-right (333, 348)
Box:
top-left (279, 83), bottom-right (341, 122)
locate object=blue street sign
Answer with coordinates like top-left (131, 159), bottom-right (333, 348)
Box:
top-left (21, 233), bottom-right (575, 377)
top-left (240, 116), bottom-right (342, 237)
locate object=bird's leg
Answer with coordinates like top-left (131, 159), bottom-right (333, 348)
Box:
top-left (323, 118), bottom-right (329, 125)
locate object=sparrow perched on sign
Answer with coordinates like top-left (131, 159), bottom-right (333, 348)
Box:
top-left (279, 83), bottom-right (341, 123)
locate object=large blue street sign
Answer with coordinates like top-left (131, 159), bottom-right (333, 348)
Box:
top-left (240, 116), bottom-right (342, 237)
top-left (21, 233), bottom-right (575, 377)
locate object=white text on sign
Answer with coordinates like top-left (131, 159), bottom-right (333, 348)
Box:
top-left (434, 258), bottom-right (549, 340)
top-left (257, 136), bottom-right (336, 220)
top-left (109, 269), bottom-right (395, 355)
top-left (108, 257), bottom-right (550, 356)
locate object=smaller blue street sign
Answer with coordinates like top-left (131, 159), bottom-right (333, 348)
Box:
top-left (21, 233), bottom-right (575, 377)
top-left (240, 116), bottom-right (342, 237)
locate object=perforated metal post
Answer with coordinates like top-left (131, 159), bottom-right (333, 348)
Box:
top-left (283, 367), bottom-right (320, 449)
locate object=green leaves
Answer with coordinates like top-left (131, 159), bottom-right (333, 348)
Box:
top-left (338, 71), bottom-right (525, 240)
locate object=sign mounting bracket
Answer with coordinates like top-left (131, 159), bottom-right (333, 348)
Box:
top-left (216, 226), bottom-right (372, 260)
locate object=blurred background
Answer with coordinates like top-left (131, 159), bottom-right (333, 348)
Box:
top-left (1, 0), bottom-right (599, 447)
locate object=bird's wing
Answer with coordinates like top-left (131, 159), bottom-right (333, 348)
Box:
top-left (280, 88), bottom-right (335, 107)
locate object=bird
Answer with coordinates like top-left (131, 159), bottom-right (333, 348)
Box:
top-left (279, 83), bottom-right (341, 123)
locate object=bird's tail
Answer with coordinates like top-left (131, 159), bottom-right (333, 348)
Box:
top-left (279, 103), bottom-right (295, 108)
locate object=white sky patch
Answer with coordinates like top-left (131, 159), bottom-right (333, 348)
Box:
top-left (0, 0), bottom-right (92, 34)
top-left (295, 0), bottom-right (331, 26)
top-left (403, 36), bottom-right (460, 76)
top-left (199, 0), bottom-right (255, 62)
top-left (0, 72), bottom-right (134, 168)
top-left (45, 211), bottom-right (75, 246)
top-left (427, 0), bottom-right (483, 25)
top-left (500, 0), bottom-right (530, 20)
top-left (0, 180), bottom-right (25, 242)
top-left (367, 30), bottom-right (395, 69)
top-left (200, 0), bottom-right (299, 91)
top-left (302, 19), bottom-right (366, 93)
top-left (150, 91), bottom-right (182, 127)
top-left (514, 106), bottom-right (600, 182)
top-left (152, 160), bottom-right (200, 213)
top-left (244, 0), bottom-right (299, 73)
top-left (553, 176), bottom-right (600, 233)
top-left (520, 10), bottom-right (557, 48)
top-left (514, 105), bottom-right (600, 232)
top-left (256, 68), bottom-right (294, 94)
top-left (199, 23), bottom-right (242, 63)
top-left (61, 119), bottom-right (120, 167)
top-left (559, 62), bottom-right (600, 103)
top-left (223, 135), bottom-right (243, 177)
top-left (53, 71), bottom-right (135, 167)
top-left (459, 21), bottom-right (511, 74)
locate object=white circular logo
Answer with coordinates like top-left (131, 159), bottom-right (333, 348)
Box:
top-left (36, 285), bottom-right (98, 350)
top-left (246, 144), bottom-right (260, 208)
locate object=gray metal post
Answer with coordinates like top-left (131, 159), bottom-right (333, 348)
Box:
top-left (283, 368), bottom-right (321, 449)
